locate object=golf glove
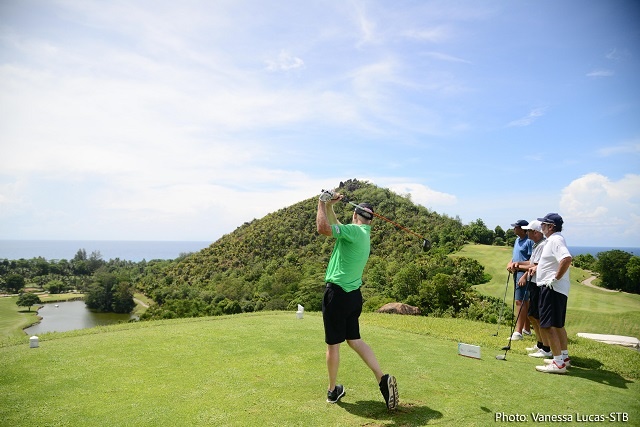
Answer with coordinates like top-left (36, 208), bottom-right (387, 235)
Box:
top-left (319, 189), bottom-right (336, 202)
top-left (544, 278), bottom-right (558, 289)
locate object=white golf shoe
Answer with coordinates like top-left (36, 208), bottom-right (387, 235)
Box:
top-left (544, 357), bottom-right (571, 368)
top-left (536, 360), bottom-right (567, 374)
top-left (510, 332), bottom-right (523, 341)
top-left (528, 348), bottom-right (553, 358)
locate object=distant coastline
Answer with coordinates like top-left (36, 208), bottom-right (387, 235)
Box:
top-left (569, 246), bottom-right (639, 257)
top-left (0, 240), bottom-right (212, 262)
top-left (0, 240), bottom-right (637, 262)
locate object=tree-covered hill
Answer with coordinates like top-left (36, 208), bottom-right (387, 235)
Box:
top-left (137, 179), bottom-right (496, 320)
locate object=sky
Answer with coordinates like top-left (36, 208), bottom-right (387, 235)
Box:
top-left (1, 0), bottom-right (639, 248)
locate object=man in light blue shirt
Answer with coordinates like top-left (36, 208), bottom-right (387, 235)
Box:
top-left (507, 219), bottom-right (534, 340)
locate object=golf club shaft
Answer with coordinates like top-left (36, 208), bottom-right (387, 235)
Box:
top-left (502, 279), bottom-right (531, 351)
top-left (342, 199), bottom-right (427, 240)
top-left (494, 271), bottom-right (511, 336)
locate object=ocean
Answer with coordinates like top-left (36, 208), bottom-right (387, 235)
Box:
top-left (569, 246), bottom-right (640, 257)
top-left (0, 240), bottom-right (212, 262)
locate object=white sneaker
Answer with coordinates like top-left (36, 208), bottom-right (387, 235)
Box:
top-left (536, 361), bottom-right (567, 374)
top-left (526, 345), bottom-right (540, 352)
top-left (523, 329), bottom-right (532, 336)
top-left (528, 349), bottom-right (553, 358)
top-left (510, 332), bottom-right (523, 341)
top-left (544, 358), bottom-right (571, 368)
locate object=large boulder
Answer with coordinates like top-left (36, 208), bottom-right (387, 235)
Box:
top-left (377, 302), bottom-right (421, 315)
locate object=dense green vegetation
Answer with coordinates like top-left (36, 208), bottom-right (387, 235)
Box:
top-left (574, 250), bottom-right (640, 293)
top-left (1, 179), bottom-right (638, 324)
top-left (134, 180), bottom-right (503, 321)
top-left (0, 248), bottom-right (147, 314)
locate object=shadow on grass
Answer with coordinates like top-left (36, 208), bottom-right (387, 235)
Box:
top-left (568, 357), bottom-right (634, 389)
top-left (338, 400), bottom-right (443, 425)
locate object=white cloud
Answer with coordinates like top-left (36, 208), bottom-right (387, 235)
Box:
top-left (560, 173), bottom-right (640, 246)
top-left (597, 140), bottom-right (640, 157)
top-left (586, 69), bottom-right (614, 77)
top-left (402, 26), bottom-right (452, 43)
top-left (372, 179), bottom-right (457, 209)
top-left (266, 50), bottom-right (305, 71)
top-left (422, 51), bottom-right (471, 64)
top-left (507, 107), bottom-right (546, 127)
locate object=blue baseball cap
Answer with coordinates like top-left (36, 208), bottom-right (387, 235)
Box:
top-left (537, 213), bottom-right (564, 228)
top-left (510, 219), bottom-right (529, 227)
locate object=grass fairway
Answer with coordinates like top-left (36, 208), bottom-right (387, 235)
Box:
top-left (1, 312), bottom-right (639, 426)
top-left (0, 297), bottom-right (40, 339)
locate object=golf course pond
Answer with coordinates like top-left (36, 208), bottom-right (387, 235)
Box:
top-left (25, 300), bottom-right (138, 335)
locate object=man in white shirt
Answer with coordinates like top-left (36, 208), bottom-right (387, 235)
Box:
top-left (532, 213), bottom-right (572, 374)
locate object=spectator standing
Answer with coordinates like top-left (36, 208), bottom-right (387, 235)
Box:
top-left (506, 220), bottom-right (534, 340)
top-left (534, 213), bottom-right (573, 374)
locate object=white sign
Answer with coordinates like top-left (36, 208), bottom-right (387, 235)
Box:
top-left (458, 343), bottom-right (481, 359)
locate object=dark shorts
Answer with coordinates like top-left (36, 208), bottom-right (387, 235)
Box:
top-left (514, 274), bottom-right (530, 301)
top-left (322, 283), bottom-right (362, 345)
top-left (538, 286), bottom-right (567, 328)
top-left (528, 284), bottom-right (540, 319)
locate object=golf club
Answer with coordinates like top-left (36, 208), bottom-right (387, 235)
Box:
top-left (339, 193), bottom-right (431, 252)
top-left (496, 278), bottom-right (530, 360)
top-left (492, 271), bottom-right (511, 336)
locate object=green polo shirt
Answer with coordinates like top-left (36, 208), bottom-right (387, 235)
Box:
top-left (324, 223), bottom-right (371, 292)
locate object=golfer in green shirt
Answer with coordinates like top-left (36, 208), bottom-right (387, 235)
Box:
top-left (316, 190), bottom-right (398, 410)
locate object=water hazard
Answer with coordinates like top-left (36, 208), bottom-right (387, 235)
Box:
top-left (25, 300), bottom-right (138, 335)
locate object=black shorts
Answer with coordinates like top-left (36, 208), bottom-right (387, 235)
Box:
top-left (538, 286), bottom-right (567, 328)
top-left (322, 283), bottom-right (362, 345)
top-left (528, 284), bottom-right (540, 319)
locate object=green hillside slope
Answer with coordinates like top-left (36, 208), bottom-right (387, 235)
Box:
top-left (136, 179), bottom-right (470, 319)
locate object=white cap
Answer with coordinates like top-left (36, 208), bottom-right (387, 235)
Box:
top-left (522, 220), bottom-right (542, 232)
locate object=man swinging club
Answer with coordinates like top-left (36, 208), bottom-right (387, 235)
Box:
top-left (316, 189), bottom-right (399, 410)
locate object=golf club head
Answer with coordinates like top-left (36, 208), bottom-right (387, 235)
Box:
top-left (501, 345), bottom-right (511, 351)
top-left (495, 354), bottom-right (507, 360)
top-left (421, 239), bottom-right (431, 252)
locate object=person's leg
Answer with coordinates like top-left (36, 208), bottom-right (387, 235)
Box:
top-left (537, 322), bottom-right (550, 347)
top-left (546, 327), bottom-right (561, 356)
top-left (327, 344), bottom-right (341, 391)
top-left (559, 327), bottom-right (568, 355)
top-left (347, 339), bottom-right (383, 383)
top-left (529, 316), bottom-right (541, 340)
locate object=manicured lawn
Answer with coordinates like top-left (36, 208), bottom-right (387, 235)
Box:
top-left (1, 312), bottom-right (638, 426)
top-left (0, 296), bottom-right (40, 338)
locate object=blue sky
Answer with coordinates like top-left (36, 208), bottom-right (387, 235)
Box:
top-left (1, 0), bottom-right (638, 247)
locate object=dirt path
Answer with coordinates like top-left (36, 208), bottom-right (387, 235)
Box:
top-left (133, 298), bottom-right (150, 308)
top-left (581, 275), bottom-right (618, 293)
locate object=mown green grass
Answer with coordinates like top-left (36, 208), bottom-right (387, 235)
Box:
top-left (1, 312), bottom-right (638, 427)
top-left (0, 297), bottom-right (40, 338)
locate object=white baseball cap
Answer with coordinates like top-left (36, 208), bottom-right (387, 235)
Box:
top-left (522, 220), bottom-right (542, 232)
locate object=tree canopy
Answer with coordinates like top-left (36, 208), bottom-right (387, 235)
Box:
top-left (16, 292), bottom-right (42, 312)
